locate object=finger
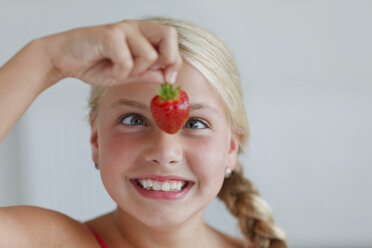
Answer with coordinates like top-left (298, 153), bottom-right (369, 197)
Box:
top-left (125, 70), bottom-right (164, 85)
top-left (81, 59), bottom-right (117, 86)
top-left (138, 23), bottom-right (182, 83)
top-left (100, 29), bottom-right (134, 80)
top-left (164, 53), bottom-right (183, 84)
top-left (126, 29), bottom-right (159, 77)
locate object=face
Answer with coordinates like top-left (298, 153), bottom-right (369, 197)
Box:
top-left (90, 63), bottom-right (239, 229)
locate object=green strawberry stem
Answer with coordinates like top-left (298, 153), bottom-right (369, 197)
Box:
top-left (158, 83), bottom-right (181, 101)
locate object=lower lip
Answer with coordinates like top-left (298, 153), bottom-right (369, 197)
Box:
top-left (130, 180), bottom-right (194, 200)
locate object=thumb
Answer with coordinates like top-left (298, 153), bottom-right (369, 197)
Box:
top-left (164, 54), bottom-right (183, 84)
top-left (124, 70), bottom-right (164, 84)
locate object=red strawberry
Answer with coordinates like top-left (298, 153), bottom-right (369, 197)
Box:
top-left (150, 83), bottom-right (190, 134)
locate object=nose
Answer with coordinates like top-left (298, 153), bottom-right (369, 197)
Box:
top-left (143, 131), bottom-right (183, 167)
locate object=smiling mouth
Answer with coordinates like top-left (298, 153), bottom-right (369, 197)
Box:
top-left (131, 179), bottom-right (191, 192)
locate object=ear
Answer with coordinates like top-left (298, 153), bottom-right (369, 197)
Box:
top-left (89, 110), bottom-right (99, 164)
top-left (226, 131), bottom-right (240, 171)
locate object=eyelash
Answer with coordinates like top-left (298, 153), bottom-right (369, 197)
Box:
top-left (119, 113), bottom-right (209, 129)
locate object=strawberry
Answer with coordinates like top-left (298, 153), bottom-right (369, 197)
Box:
top-left (150, 83), bottom-right (190, 134)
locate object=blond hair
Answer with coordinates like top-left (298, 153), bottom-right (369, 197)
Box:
top-left (88, 17), bottom-right (288, 248)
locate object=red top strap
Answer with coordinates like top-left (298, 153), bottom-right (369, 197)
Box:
top-left (85, 223), bottom-right (109, 248)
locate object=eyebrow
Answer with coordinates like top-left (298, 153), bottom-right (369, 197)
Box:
top-left (111, 98), bottom-right (219, 115)
top-left (111, 98), bottom-right (149, 111)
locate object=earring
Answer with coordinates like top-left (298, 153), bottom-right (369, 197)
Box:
top-left (94, 162), bottom-right (99, 170)
top-left (225, 168), bottom-right (232, 178)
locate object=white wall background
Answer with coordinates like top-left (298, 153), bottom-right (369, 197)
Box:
top-left (1, 1), bottom-right (371, 247)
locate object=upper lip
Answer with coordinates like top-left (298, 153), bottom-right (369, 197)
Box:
top-left (132, 175), bottom-right (193, 182)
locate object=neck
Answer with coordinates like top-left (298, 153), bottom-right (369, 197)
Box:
top-left (111, 207), bottom-right (209, 248)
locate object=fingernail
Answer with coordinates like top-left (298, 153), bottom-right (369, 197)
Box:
top-left (166, 71), bottom-right (177, 84)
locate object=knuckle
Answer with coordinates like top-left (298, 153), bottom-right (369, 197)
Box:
top-left (164, 26), bottom-right (178, 39)
top-left (113, 59), bottom-right (133, 79)
top-left (163, 52), bottom-right (177, 65)
top-left (143, 50), bottom-right (158, 63)
top-left (118, 22), bottom-right (131, 31)
top-left (121, 58), bottom-right (134, 71)
top-left (118, 21), bottom-right (137, 33)
top-left (101, 27), bottom-right (121, 44)
top-left (120, 19), bottom-right (136, 26)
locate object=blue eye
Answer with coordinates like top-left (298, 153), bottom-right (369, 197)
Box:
top-left (184, 118), bottom-right (208, 129)
top-left (120, 114), bottom-right (147, 126)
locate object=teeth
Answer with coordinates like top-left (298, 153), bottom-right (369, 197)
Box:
top-left (138, 179), bottom-right (186, 191)
top-left (153, 181), bottom-right (162, 190)
top-left (161, 181), bottom-right (170, 191)
top-left (170, 181), bottom-right (178, 190)
top-left (145, 179), bottom-right (153, 188)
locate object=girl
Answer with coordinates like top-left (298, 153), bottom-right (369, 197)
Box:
top-left (0, 17), bottom-right (288, 248)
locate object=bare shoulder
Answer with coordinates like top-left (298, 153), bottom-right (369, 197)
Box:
top-left (220, 233), bottom-right (251, 248)
top-left (207, 225), bottom-right (252, 248)
top-left (0, 205), bottom-right (99, 248)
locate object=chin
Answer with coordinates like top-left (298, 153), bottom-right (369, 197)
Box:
top-left (137, 207), bottom-right (199, 230)
top-left (142, 211), bottom-right (186, 228)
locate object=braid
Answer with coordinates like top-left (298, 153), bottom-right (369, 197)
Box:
top-left (218, 161), bottom-right (289, 248)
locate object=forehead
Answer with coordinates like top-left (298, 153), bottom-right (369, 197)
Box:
top-left (100, 63), bottom-right (227, 116)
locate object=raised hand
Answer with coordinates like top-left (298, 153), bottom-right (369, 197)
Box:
top-left (46, 20), bottom-right (182, 86)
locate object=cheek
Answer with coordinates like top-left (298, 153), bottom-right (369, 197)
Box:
top-left (188, 135), bottom-right (228, 188)
top-left (99, 131), bottom-right (141, 176)
top-left (98, 131), bottom-right (142, 199)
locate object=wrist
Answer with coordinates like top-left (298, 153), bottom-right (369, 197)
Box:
top-left (25, 36), bottom-right (65, 90)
